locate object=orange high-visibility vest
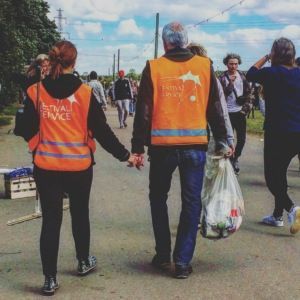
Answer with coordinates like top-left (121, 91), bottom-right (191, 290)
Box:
top-left (27, 83), bottom-right (96, 171)
top-left (149, 55), bottom-right (211, 145)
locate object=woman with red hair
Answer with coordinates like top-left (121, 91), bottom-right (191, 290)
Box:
top-left (22, 41), bottom-right (137, 295)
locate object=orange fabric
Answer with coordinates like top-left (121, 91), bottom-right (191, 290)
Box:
top-left (27, 83), bottom-right (96, 171)
top-left (149, 56), bottom-right (211, 145)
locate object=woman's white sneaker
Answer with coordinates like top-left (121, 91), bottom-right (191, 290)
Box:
top-left (262, 215), bottom-right (284, 227)
top-left (288, 206), bottom-right (300, 234)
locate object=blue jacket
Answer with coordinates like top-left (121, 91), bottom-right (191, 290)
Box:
top-left (246, 65), bottom-right (300, 133)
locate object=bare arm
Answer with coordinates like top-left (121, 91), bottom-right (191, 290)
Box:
top-left (253, 54), bottom-right (270, 69)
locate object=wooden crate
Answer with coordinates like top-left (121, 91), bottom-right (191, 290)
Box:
top-left (4, 176), bottom-right (36, 199)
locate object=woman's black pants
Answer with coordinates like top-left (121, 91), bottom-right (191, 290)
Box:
top-left (264, 132), bottom-right (300, 217)
top-left (34, 166), bottom-right (93, 276)
top-left (229, 112), bottom-right (246, 158)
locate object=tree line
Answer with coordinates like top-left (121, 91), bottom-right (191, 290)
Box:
top-left (0, 0), bottom-right (60, 109)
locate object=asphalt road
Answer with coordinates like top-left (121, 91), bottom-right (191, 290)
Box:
top-left (0, 109), bottom-right (300, 300)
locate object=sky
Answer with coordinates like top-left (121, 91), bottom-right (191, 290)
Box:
top-left (46, 0), bottom-right (300, 75)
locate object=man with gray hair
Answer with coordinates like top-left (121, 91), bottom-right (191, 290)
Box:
top-left (131, 21), bottom-right (229, 279)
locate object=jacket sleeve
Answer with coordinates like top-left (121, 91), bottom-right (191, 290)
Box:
top-left (88, 94), bottom-right (130, 161)
top-left (246, 66), bottom-right (274, 85)
top-left (219, 73), bottom-right (234, 97)
top-left (216, 78), bottom-right (234, 147)
top-left (242, 72), bottom-right (251, 97)
top-left (127, 79), bottom-right (134, 99)
top-left (131, 61), bottom-right (153, 154)
top-left (207, 65), bottom-right (227, 150)
top-left (98, 83), bottom-right (107, 106)
top-left (112, 82), bottom-right (116, 101)
top-left (240, 71), bottom-right (253, 115)
top-left (21, 95), bottom-right (39, 142)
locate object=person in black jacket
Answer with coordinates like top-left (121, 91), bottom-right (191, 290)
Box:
top-left (22, 41), bottom-right (137, 296)
top-left (112, 70), bottom-right (133, 128)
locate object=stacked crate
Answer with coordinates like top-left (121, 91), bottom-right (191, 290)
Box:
top-left (4, 167), bottom-right (36, 199)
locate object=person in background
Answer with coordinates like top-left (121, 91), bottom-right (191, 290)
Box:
top-left (129, 79), bottom-right (138, 116)
top-left (131, 22), bottom-right (230, 279)
top-left (187, 42), bottom-right (235, 152)
top-left (295, 57), bottom-right (300, 170)
top-left (257, 85), bottom-right (265, 117)
top-left (12, 54), bottom-right (50, 102)
top-left (26, 54), bottom-right (50, 84)
top-left (219, 53), bottom-right (252, 174)
top-left (246, 37), bottom-right (300, 233)
top-left (73, 70), bottom-right (81, 79)
top-left (22, 40), bottom-right (137, 296)
top-left (112, 70), bottom-right (133, 128)
top-left (88, 71), bottom-right (107, 110)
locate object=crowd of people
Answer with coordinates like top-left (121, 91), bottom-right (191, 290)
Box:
top-left (15, 21), bottom-right (300, 296)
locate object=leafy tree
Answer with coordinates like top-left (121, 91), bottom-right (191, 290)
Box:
top-left (126, 68), bottom-right (141, 81)
top-left (0, 0), bottom-right (60, 108)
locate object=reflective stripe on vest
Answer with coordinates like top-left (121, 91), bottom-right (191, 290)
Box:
top-left (149, 56), bottom-right (211, 145)
top-left (27, 83), bottom-right (96, 171)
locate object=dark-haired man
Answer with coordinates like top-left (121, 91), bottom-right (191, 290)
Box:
top-left (219, 53), bottom-right (251, 174)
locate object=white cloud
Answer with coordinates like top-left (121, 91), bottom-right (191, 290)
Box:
top-left (241, 0), bottom-right (300, 22)
top-left (47, 0), bottom-right (300, 25)
top-left (74, 22), bottom-right (102, 38)
top-left (46, 0), bottom-right (254, 23)
top-left (117, 19), bottom-right (143, 36)
top-left (45, 0), bottom-right (300, 74)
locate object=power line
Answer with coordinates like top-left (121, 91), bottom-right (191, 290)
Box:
top-left (54, 8), bottom-right (70, 39)
top-left (188, 0), bottom-right (247, 28)
top-left (71, 38), bottom-right (150, 43)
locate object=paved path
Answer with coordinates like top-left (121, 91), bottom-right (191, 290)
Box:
top-left (0, 109), bottom-right (300, 300)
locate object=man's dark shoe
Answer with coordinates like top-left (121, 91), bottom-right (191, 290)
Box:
top-left (77, 255), bottom-right (97, 276)
top-left (123, 121), bottom-right (128, 127)
top-left (41, 275), bottom-right (59, 296)
top-left (175, 264), bottom-right (193, 279)
top-left (151, 254), bottom-right (171, 271)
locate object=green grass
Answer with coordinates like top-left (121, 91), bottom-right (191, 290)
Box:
top-left (0, 104), bottom-right (18, 127)
top-left (246, 110), bottom-right (264, 135)
top-left (2, 104), bottom-right (18, 116)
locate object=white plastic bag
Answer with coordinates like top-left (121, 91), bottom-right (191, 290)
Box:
top-left (200, 156), bottom-right (244, 239)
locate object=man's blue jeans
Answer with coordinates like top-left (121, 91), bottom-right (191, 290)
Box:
top-left (149, 148), bottom-right (206, 266)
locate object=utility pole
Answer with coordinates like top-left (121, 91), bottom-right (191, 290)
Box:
top-left (112, 54), bottom-right (116, 82)
top-left (55, 9), bottom-right (70, 39)
top-left (154, 13), bottom-right (159, 59)
top-left (117, 49), bottom-right (120, 73)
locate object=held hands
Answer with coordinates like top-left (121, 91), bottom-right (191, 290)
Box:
top-left (127, 153), bottom-right (144, 170)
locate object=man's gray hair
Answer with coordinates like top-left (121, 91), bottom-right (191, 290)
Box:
top-left (271, 37), bottom-right (295, 67)
top-left (162, 22), bottom-right (188, 48)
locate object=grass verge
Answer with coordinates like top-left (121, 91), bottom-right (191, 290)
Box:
top-left (0, 115), bottom-right (13, 126)
top-left (246, 111), bottom-right (264, 135)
